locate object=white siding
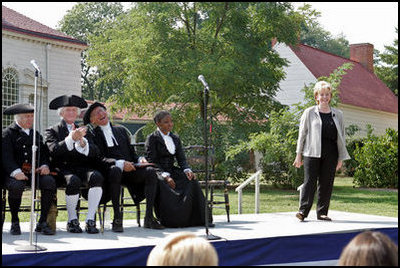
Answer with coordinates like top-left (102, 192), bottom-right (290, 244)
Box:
top-left (273, 43), bottom-right (316, 107)
top-left (339, 104), bottom-right (398, 137)
top-left (2, 31), bottom-right (85, 131)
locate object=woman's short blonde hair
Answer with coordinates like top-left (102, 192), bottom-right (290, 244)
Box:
top-left (313, 81), bottom-right (332, 104)
top-left (147, 232), bottom-right (219, 266)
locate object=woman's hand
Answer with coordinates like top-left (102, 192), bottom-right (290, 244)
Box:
top-left (336, 160), bottom-right (343, 171)
top-left (293, 153), bottom-right (303, 168)
top-left (165, 177), bottom-right (176, 189)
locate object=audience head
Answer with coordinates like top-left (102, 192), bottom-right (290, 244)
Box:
top-left (147, 232), bottom-right (218, 266)
top-left (338, 231), bottom-right (398, 266)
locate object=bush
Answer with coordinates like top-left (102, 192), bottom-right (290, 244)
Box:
top-left (353, 128), bottom-right (398, 188)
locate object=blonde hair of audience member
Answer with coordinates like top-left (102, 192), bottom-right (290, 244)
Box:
top-left (147, 232), bottom-right (218, 266)
top-left (313, 81), bottom-right (333, 105)
top-left (338, 231), bottom-right (398, 266)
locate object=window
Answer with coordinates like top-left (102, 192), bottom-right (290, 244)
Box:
top-left (2, 67), bottom-right (19, 129)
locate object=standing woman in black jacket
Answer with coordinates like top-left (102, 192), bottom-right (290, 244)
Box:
top-left (293, 81), bottom-right (350, 222)
top-left (145, 110), bottom-right (210, 227)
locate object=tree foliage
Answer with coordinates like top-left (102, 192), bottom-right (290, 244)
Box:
top-left (296, 4), bottom-right (350, 58)
top-left (87, 2), bottom-right (306, 132)
top-left (375, 27), bottom-right (398, 96)
top-left (58, 2), bottom-right (125, 101)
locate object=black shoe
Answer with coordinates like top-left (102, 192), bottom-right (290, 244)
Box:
top-left (36, 221), bottom-right (55, 235)
top-left (317, 215), bottom-right (332, 221)
top-left (296, 212), bottom-right (305, 222)
top-left (207, 223), bottom-right (215, 228)
top-left (67, 219), bottom-right (83, 233)
top-left (112, 218), bottom-right (123, 233)
top-left (85, 220), bottom-right (99, 234)
top-left (10, 221), bottom-right (21, 235)
top-left (144, 217), bottom-right (165, 229)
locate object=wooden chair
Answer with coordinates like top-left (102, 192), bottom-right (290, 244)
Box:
top-left (184, 145), bottom-right (230, 222)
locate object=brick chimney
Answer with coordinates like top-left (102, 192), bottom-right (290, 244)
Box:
top-left (350, 43), bottom-right (374, 72)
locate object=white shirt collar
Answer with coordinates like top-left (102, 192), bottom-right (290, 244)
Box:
top-left (100, 122), bottom-right (118, 147)
top-left (16, 121), bottom-right (30, 135)
top-left (157, 128), bottom-right (175, 154)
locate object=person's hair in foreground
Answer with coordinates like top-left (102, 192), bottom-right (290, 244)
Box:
top-left (147, 232), bottom-right (218, 266)
top-left (338, 231), bottom-right (398, 266)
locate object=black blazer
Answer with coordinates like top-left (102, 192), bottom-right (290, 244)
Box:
top-left (145, 130), bottom-right (189, 173)
top-left (86, 123), bottom-right (139, 168)
top-left (44, 120), bottom-right (100, 171)
top-left (2, 122), bottom-right (50, 176)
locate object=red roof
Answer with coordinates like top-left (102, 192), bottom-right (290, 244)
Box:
top-left (290, 44), bottom-right (398, 114)
top-left (2, 5), bottom-right (87, 47)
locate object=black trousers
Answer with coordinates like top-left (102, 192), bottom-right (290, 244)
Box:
top-left (104, 166), bottom-right (158, 220)
top-left (5, 174), bottom-right (56, 223)
top-left (299, 152), bottom-right (338, 217)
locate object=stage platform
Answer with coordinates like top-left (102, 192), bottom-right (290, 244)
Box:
top-left (2, 210), bottom-right (398, 266)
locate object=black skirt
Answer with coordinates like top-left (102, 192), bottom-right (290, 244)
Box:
top-left (154, 167), bottom-right (206, 227)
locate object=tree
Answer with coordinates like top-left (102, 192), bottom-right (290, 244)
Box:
top-left (88, 2), bottom-right (307, 132)
top-left (296, 4), bottom-right (350, 58)
top-left (375, 28), bottom-right (398, 96)
top-left (57, 2), bottom-right (125, 101)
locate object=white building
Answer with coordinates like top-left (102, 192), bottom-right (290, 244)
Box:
top-left (273, 41), bottom-right (398, 137)
top-left (2, 5), bottom-right (87, 130)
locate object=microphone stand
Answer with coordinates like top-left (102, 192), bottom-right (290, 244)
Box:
top-left (15, 68), bottom-right (46, 252)
top-left (202, 82), bottom-right (221, 241)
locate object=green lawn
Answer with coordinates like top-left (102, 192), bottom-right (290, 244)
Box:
top-left (4, 177), bottom-right (398, 223)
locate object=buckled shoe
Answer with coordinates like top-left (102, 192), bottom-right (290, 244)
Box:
top-left (67, 219), bottom-right (83, 233)
top-left (85, 219), bottom-right (99, 234)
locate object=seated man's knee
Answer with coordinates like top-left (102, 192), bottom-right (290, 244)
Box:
top-left (108, 166), bottom-right (122, 184)
top-left (65, 175), bottom-right (81, 195)
top-left (6, 179), bottom-right (25, 198)
top-left (39, 175), bottom-right (57, 192)
top-left (88, 170), bottom-right (104, 188)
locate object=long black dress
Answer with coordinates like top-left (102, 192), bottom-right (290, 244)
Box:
top-left (145, 130), bottom-right (206, 227)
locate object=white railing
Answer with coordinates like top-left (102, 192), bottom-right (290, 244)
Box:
top-left (235, 170), bottom-right (262, 214)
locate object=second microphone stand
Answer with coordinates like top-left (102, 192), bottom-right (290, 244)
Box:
top-left (202, 84), bottom-right (221, 241)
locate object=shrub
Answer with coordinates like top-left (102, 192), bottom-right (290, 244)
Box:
top-left (353, 128), bottom-right (398, 188)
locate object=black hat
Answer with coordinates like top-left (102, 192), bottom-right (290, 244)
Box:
top-left (83, 102), bottom-right (106, 125)
top-left (49, 95), bottom-right (88, 110)
top-left (3, 103), bottom-right (34, 115)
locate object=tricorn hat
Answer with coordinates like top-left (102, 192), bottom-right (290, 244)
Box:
top-left (83, 101), bottom-right (106, 125)
top-left (49, 95), bottom-right (88, 110)
top-left (3, 103), bottom-right (34, 115)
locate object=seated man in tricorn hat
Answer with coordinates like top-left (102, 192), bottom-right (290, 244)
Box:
top-left (2, 103), bottom-right (57, 235)
top-left (83, 102), bottom-right (164, 231)
top-left (45, 95), bottom-right (104, 234)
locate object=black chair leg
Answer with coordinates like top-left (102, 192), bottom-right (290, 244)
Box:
top-left (224, 185), bottom-right (230, 222)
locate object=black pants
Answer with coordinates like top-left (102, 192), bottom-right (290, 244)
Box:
top-left (104, 166), bottom-right (158, 220)
top-left (299, 153), bottom-right (338, 217)
top-left (5, 174), bottom-right (56, 223)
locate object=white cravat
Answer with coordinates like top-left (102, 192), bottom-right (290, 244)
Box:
top-left (158, 128), bottom-right (175, 155)
top-left (16, 121), bottom-right (30, 135)
top-left (100, 122), bottom-right (119, 147)
top-left (157, 128), bottom-right (192, 178)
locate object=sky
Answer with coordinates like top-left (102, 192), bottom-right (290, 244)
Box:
top-left (2, 2), bottom-right (398, 52)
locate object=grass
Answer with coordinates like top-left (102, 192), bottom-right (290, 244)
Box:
top-left (3, 177), bottom-right (398, 223)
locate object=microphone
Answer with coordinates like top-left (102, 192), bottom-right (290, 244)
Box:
top-left (198, 75), bottom-right (209, 90)
top-left (30, 60), bottom-right (41, 73)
